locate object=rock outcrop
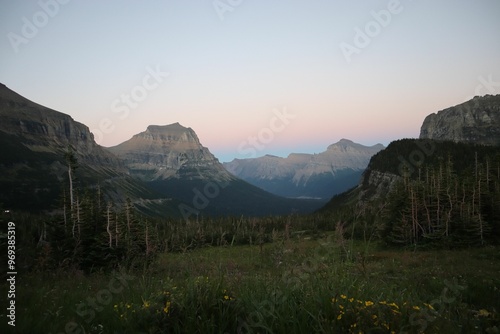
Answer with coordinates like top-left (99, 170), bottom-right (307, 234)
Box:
top-left (420, 94), bottom-right (500, 146)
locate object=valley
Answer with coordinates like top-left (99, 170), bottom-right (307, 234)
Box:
top-left (0, 85), bottom-right (499, 333)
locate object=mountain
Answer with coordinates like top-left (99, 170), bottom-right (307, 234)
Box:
top-left (223, 139), bottom-right (385, 200)
top-left (0, 83), bottom-right (175, 215)
top-left (108, 124), bottom-right (323, 218)
top-left (107, 123), bottom-right (231, 182)
top-left (420, 94), bottom-right (500, 145)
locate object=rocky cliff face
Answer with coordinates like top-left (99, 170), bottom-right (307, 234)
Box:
top-left (223, 139), bottom-right (384, 199)
top-left (107, 123), bottom-right (234, 182)
top-left (0, 83), bottom-right (124, 170)
top-left (420, 94), bottom-right (500, 146)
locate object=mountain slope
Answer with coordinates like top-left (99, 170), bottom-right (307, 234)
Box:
top-left (0, 83), bottom-right (175, 215)
top-left (224, 139), bottom-right (384, 199)
top-left (108, 124), bottom-right (323, 218)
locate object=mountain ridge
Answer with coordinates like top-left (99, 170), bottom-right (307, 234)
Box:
top-left (223, 139), bottom-right (384, 199)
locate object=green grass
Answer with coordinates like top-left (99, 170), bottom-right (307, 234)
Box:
top-left (4, 238), bottom-right (500, 333)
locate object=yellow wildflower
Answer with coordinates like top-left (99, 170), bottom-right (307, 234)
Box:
top-left (477, 309), bottom-right (490, 317)
top-left (424, 303), bottom-right (434, 310)
top-left (379, 301), bottom-right (387, 305)
top-left (337, 314), bottom-right (342, 320)
top-left (142, 300), bottom-right (150, 308)
top-left (372, 314), bottom-right (377, 320)
top-left (365, 301), bottom-right (374, 307)
top-left (340, 294), bottom-right (347, 299)
top-left (163, 301), bottom-right (171, 314)
top-left (412, 306), bottom-right (420, 311)
top-left (126, 304), bottom-right (131, 309)
top-left (348, 298), bottom-right (354, 302)
top-left (388, 302), bottom-right (399, 309)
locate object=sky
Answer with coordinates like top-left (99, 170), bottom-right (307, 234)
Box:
top-left (1, 1), bottom-right (499, 162)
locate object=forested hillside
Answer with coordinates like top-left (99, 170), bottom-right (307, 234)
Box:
top-left (321, 139), bottom-right (500, 247)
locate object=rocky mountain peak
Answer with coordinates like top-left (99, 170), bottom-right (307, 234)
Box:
top-left (419, 94), bottom-right (500, 145)
top-left (108, 123), bottom-right (233, 181)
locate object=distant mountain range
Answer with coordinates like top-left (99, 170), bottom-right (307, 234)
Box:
top-left (3, 82), bottom-right (497, 222)
top-left (223, 140), bottom-right (385, 200)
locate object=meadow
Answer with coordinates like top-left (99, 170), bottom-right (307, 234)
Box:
top-left (7, 230), bottom-right (500, 334)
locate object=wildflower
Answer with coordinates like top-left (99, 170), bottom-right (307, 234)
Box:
top-left (224, 295), bottom-right (230, 300)
top-left (379, 301), bottom-right (387, 305)
top-left (339, 305), bottom-right (344, 309)
top-left (163, 301), bottom-right (171, 314)
top-left (348, 298), bottom-right (354, 303)
top-left (142, 300), bottom-right (150, 308)
top-left (337, 314), bottom-right (342, 320)
top-left (388, 302), bottom-right (399, 309)
top-left (372, 314), bottom-right (377, 320)
top-left (340, 294), bottom-right (347, 299)
top-left (412, 306), bottom-right (420, 311)
top-left (423, 303), bottom-right (434, 310)
top-left (477, 309), bottom-right (490, 317)
top-left (331, 297), bottom-right (337, 303)
top-left (126, 304), bottom-right (131, 309)
top-left (365, 301), bottom-right (374, 307)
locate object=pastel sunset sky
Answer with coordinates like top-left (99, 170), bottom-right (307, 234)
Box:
top-left (1, 1), bottom-right (499, 162)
